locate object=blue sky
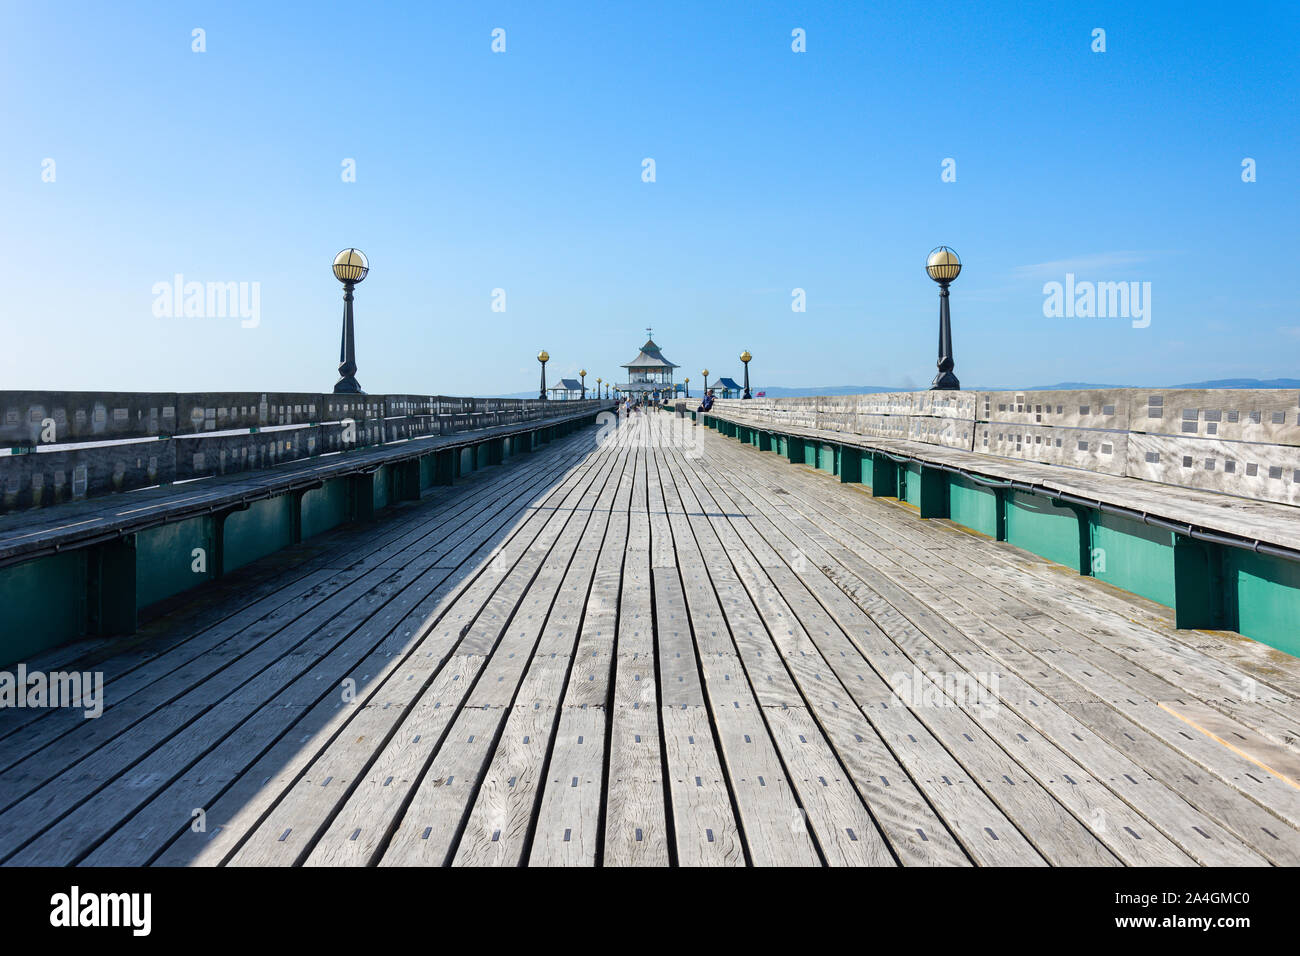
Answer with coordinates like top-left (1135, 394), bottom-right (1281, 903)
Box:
top-left (2, 0), bottom-right (1297, 395)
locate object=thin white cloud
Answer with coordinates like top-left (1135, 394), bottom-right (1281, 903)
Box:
top-left (1012, 251), bottom-right (1160, 279)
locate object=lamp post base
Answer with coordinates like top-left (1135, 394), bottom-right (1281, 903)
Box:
top-left (930, 371), bottom-right (960, 391)
top-left (334, 376), bottom-right (362, 394)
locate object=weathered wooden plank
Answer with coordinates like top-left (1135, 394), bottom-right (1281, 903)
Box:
top-left (703, 428), bottom-right (1299, 861)
top-left (686, 456), bottom-right (1084, 864)
top-left (662, 707), bottom-right (745, 866)
top-left (653, 447), bottom-right (821, 865)
top-left (772, 453), bottom-right (1300, 850)
top-left (666, 449), bottom-right (900, 864)
top-left (526, 707), bottom-right (607, 865)
top-left (527, 443), bottom-right (636, 865)
top-left (602, 447), bottom-right (671, 866)
top-left (602, 704), bottom-right (669, 865)
top-left (644, 448), bottom-right (743, 863)
top-left (142, 435), bottom-right (612, 867)
top-left (701, 439), bottom-right (1194, 863)
top-left (273, 444), bottom-right (619, 866)
top-left (374, 706), bottom-right (505, 865)
top-left (451, 449), bottom-right (630, 865)
top-left (11, 406), bottom-right (1300, 868)
top-left (0, 438), bottom-right (590, 773)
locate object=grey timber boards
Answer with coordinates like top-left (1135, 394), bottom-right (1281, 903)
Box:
top-left (2, 430), bottom-right (606, 866)
top-left (5, 411), bottom-right (1299, 866)
top-left (0, 435), bottom-right (591, 771)
top-left (696, 418), bottom-right (1300, 865)
top-left (223, 437), bottom-right (622, 866)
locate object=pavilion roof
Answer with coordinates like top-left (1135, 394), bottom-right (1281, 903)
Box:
top-left (622, 337), bottom-right (680, 370)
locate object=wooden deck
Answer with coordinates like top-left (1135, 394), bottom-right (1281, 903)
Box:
top-left (2, 411), bottom-right (1299, 867)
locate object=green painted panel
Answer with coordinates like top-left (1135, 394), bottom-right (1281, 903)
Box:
top-left (301, 477), bottom-right (350, 540)
top-left (0, 551), bottom-right (85, 665)
top-left (948, 477), bottom-right (997, 538)
top-left (223, 494), bottom-right (294, 574)
top-left (869, 455), bottom-right (898, 496)
top-left (1092, 512), bottom-right (1176, 609)
top-left (818, 444), bottom-right (834, 473)
top-left (1005, 491), bottom-right (1080, 570)
top-left (719, 421), bottom-right (1299, 658)
top-left (136, 514), bottom-right (215, 608)
top-left (901, 463), bottom-right (923, 507)
top-left (372, 464), bottom-right (391, 511)
top-left (1225, 549), bottom-right (1300, 657)
top-left (460, 448), bottom-right (474, 475)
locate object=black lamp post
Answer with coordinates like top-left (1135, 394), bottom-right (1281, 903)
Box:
top-left (538, 350), bottom-right (549, 400)
top-left (684, 377), bottom-right (690, 398)
top-left (926, 246), bottom-right (962, 390)
top-left (579, 369), bottom-right (587, 400)
top-left (332, 248), bottom-right (369, 393)
top-left (740, 350), bottom-right (753, 399)
top-left (702, 369), bottom-right (709, 396)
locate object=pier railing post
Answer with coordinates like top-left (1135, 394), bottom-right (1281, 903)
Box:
top-left (434, 449), bottom-right (455, 485)
top-left (1173, 537), bottom-right (1226, 630)
top-left (350, 472), bottom-right (376, 521)
top-left (869, 455), bottom-right (899, 498)
top-left (786, 436), bottom-right (804, 465)
top-left (397, 459), bottom-right (421, 500)
top-left (918, 467), bottom-right (949, 518)
top-left (87, 536), bottom-right (137, 636)
top-left (839, 445), bottom-right (862, 484)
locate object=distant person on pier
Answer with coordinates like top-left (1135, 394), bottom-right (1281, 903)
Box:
top-left (696, 389), bottom-right (714, 425)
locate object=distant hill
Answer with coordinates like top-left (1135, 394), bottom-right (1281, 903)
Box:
top-left (1017, 382), bottom-right (1117, 390)
top-left (1021, 378), bottom-right (1300, 390)
top-left (1175, 378), bottom-right (1300, 389)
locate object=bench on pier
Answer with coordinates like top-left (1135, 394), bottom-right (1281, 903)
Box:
top-left (703, 387), bottom-right (1300, 657)
top-left (0, 390), bottom-right (610, 661)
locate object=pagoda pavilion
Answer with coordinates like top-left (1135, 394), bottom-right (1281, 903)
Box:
top-left (615, 332), bottom-right (681, 399)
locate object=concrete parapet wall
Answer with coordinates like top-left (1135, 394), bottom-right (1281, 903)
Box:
top-left (714, 387), bottom-right (1300, 506)
top-left (0, 391), bottom-right (603, 514)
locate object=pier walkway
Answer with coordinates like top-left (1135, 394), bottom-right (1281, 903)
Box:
top-left (1, 412), bottom-right (1298, 866)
